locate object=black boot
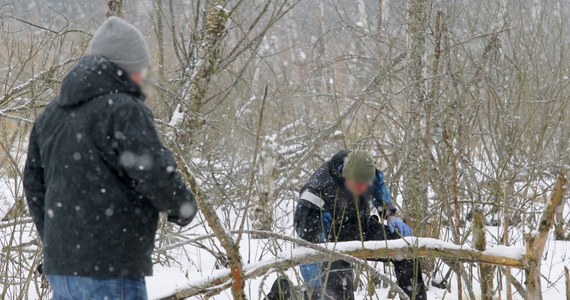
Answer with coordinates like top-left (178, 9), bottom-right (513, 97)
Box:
top-left (266, 276), bottom-right (296, 300)
top-left (393, 259), bottom-right (428, 300)
top-left (322, 261), bottom-right (355, 300)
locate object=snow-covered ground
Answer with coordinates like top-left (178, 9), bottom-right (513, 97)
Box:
top-left (143, 228), bottom-right (569, 300)
top-left (1, 170), bottom-right (569, 299)
top-left (0, 176), bottom-right (19, 217)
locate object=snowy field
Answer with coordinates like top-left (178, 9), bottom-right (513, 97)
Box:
top-left (1, 0), bottom-right (570, 299)
top-left (144, 229), bottom-right (569, 300)
top-left (1, 166), bottom-right (569, 299)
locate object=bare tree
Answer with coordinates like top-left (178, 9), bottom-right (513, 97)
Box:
top-left (1, 0), bottom-right (570, 299)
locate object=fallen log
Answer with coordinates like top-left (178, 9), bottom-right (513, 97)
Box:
top-left (161, 236), bottom-right (525, 299)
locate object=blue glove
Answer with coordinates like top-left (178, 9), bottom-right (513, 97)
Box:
top-left (387, 217), bottom-right (413, 237)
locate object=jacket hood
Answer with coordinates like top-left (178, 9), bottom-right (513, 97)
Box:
top-left (57, 56), bottom-right (144, 107)
top-left (328, 150), bottom-right (349, 185)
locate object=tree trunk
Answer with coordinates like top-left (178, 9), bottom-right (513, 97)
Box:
top-left (312, 0), bottom-right (330, 93)
top-left (503, 179), bottom-right (515, 300)
top-left (403, 0), bottom-right (429, 234)
top-left (554, 201), bottom-right (567, 240)
top-left (154, 0), bottom-right (166, 83)
top-left (473, 209), bottom-right (494, 300)
top-left (153, 0), bottom-right (168, 113)
top-left (525, 171), bottom-right (567, 300)
top-left (376, 0), bottom-right (384, 35)
top-left (171, 0), bottom-right (227, 144)
top-left (169, 2), bottom-right (245, 298)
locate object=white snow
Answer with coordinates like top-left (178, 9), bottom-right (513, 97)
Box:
top-left (168, 104), bottom-right (184, 127)
top-left (483, 245), bottom-right (525, 259)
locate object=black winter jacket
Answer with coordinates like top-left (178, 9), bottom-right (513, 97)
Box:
top-left (294, 151), bottom-right (396, 243)
top-left (23, 56), bottom-right (197, 278)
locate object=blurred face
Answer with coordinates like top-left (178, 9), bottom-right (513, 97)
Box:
top-left (129, 68), bottom-right (148, 86)
top-left (345, 179), bottom-right (372, 197)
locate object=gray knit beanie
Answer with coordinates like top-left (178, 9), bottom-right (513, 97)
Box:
top-left (89, 16), bottom-right (150, 73)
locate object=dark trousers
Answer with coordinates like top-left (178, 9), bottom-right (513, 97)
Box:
top-left (321, 260), bottom-right (355, 300)
top-left (320, 218), bottom-right (427, 300)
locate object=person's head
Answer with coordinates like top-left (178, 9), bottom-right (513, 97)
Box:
top-left (127, 68), bottom-right (148, 86)
top-left (342, 150), bottom-right (376, 197)
top-left (89, 16), bottom-right (150, 85)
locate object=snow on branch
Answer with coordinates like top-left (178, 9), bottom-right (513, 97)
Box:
top-left (341, 238), bottom-right (525, 267)
top-left (169, 0), bottom-right (228, 139)
top-left (160, 233), bottom-right (525, 300)
top-left (0, 58), bottom-right (76, 106)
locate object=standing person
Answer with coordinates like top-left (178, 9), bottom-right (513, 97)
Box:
top-left (23, 17), bottom-right (197, 300)
top-left (294, 150), bottom-right (427, 300)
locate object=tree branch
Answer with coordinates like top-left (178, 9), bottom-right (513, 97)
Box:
top-left (0, 218), bottom-right (33, 230)
top-left (524, 170), bottom-right (567, 300)
top-left (175, 156), bottom-right (247, 300)
top-left (160, 234), bottom-right (525, 299)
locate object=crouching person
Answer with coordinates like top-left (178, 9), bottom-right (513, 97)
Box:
top-left (294, 150), bottom-right (427, 300)
top-left (23, 17), bottom-right (197, 300)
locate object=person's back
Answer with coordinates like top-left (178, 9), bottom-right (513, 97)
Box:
top-left (23, 17), bottom-right (196, 300)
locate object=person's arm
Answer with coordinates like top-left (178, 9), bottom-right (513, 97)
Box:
top-left (372, 171), bottom-right (413, 236)
top-left (23, 123), bottom-right (46, 240)
top-left (108, 100), bottom-right (197, 226)
top-left (372, 170), bottom-right (397, 218)
top-left (294, 189), bottom-right (331, 293)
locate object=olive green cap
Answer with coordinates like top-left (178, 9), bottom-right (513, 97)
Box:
top-left (342, 150), bottom-right (376, 183)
